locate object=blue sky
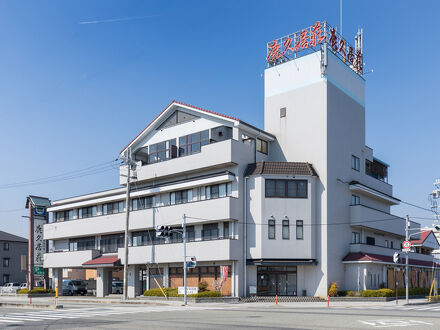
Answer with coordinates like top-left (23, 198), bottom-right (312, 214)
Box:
top-left (0, 0), bottom-right (439, 238)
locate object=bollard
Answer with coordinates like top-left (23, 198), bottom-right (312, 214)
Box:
top-left (327, 295), bottom-right (329, 308)
top-left (275, 294), bottom-right (278, 305)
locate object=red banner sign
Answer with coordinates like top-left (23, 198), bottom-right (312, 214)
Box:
top-left (267, 21), bottom-right (363, 76)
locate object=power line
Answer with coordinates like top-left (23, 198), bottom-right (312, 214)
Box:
top-left (400, 200), bottom-right (436, 214)
top-left (0, 160), bottom-right (119, 189)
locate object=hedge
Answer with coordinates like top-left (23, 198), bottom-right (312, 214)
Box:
top-left (143, 288), bottom-right (222, 298)
top-left (360, 288), bottom-right (440, 297)
top-left (17, 288), bottom-right (55, 295)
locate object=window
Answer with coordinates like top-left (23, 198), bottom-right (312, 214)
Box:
top-left (390, 241), bottom-right (394, 249)
top-left (202, 223), bottom-right (218, 240)
top-left (352, 232), bottom-right (360, 244)
top-left (3, 274), bottom-right (9, 284)
top-left (268, 219), bottom-right (275, 239)
top-left (3, 242), bottom-right (9, 251)
top-left (296, 220), bottom-right (303, 240)
top-left (170, 189), bottom-right (192, 205)
top-left (69, 237), bottom-right (95, 251)
top-left (205, 183), bottom-right (232, 200)
top-left (366, 236), bottom-right (375, 246)
top-left (351, 155), bottom-right (360, 171)
top-left (3, 258), bottom-right (9, 267)
top-left (282, 220), bottom-right (289, 240)
top-left (265, 179), bottom-right (308, 198)
top-left (103, 202), bottom-right (121, 215)
top-left (132, 197), bottom-right (152, 211)
top-left (100, 234), bottom-right (124, 253)
top-left (148, 139), bottom-right (177, 163)
top-left (385, 240), bottom-right (389, 248)
top-left (179, 130), bottom-right (209, 157)
top-left (257, 138), bottom-right (268, 154)
top-left (79, 206), bottom-right (97, 219)
top-left (56, 210), bottom-right (73, 222)
top-left (280, 107), bottom-right (286, 118)
top-left (351, 194), bottom-right (360, 205)
top-left (224, 222), bottom-right (230, 238)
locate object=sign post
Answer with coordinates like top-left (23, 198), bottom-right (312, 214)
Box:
top-left (25, 196), bottom-right (50, 290)
top-left (393, 252), bottom-right (400, 304)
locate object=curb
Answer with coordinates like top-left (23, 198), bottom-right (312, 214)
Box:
top-left (0, 302), bottom-right (63, 309)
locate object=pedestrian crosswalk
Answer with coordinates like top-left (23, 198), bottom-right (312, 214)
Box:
top-left (0, 305), bottom-right (222, 324)
top-left (334, 303), bottom-right (440, 312)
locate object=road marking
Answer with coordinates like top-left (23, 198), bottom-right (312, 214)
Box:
top-left (359, 319), bottom-right (433, 328)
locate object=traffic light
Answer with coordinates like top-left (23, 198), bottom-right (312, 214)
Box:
top-left (156, 225), bottom-right (173, 238)
top-left (393, 252), bottom-right (400, 263)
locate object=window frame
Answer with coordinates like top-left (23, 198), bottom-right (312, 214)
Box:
top-left (268, 219), bottom-right (276, 239)
top-left (351, 232), bottom-right (360, 244)
top-left (282, 220), bottom-right (290, 240)
top-left (351, 194), bottom-right (360, 206)
top-left (265, 179), bottom-right (308, 198)
top-left (3, 242), bottom-right (9, 251)
top-left (3, 258), bottom-right (9, 267)
top-left (256, 138), bottom-right (268, 154)
top-left (351, 155), bottom-right (360, 171)
top-left (296, 220), bottom-right (304, 240)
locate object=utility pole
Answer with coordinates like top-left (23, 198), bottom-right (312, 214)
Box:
top-left (183, 213), bottom-right (187, 306)
top-left (405, 215), bottom-right (409, 305)
top-left (121, 151), bottom-right (135, 300)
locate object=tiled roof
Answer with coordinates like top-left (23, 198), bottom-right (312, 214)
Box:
top-left (82, 255), bottom-right (120, 267)
top-left (245, 162), bottom-right (318, 177)
top-left (409, 230), bottom-right (433, 245)
top-left (343, 252), bottom-right (440, 267)
top-left (0, 231), bottom-right (27, 243)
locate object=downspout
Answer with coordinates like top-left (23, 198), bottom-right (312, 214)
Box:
top-left (243, 175), bottom-right (248, 297)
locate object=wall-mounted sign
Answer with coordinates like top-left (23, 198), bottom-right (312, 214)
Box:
top-left (33, 218), bottom-right (46, 265)
top-left (267, 21), bottom-right (363, 76)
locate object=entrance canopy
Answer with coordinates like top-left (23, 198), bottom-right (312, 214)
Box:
top-left (343, 252), bottom-right (440, 268)
top-left (82, 255), bottom-right (121, 268)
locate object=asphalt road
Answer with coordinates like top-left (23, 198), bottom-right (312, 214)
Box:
top-left (0, 303), bottom-right (439, 329)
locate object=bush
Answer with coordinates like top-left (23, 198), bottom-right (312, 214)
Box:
top-left (337, 290), bottom-right (347, 297)
top-left (328, 282), bottom-right (338, 297)
top-left (143, 287), bottom-right (221, 298)
top-left (346, 291), bottom-right (360, 297)
top-left (189, 290), bottom-right (222, 298)
top-left (361, 289), bottom-right (394, 297)
top-left (17, 288), bottom-right (55, 295)
top-left (198, 281), bottom-right (208, 292)
top-left (143, 288), bottom-right (179, 297)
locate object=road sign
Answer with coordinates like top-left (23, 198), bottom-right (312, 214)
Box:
top-left (33, 266), bottom-right (44, 276)
top-left (402, 241), bottom-right (411, 249)
top-left (178, 286), bottom-right (198, 295)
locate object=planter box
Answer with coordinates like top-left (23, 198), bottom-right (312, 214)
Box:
top-left (18, 293), bottom-right (56, 298)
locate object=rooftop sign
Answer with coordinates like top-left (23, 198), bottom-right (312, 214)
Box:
top-left (267, 21), bottom-right (363, 76)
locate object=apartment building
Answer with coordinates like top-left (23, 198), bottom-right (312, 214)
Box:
top-left (0, 231), bottom-right (27, 285)
top-left (43, 22), bottom-right (440, 297)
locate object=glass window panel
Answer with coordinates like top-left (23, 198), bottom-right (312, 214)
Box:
top-left (92, 206), bottom-right (97, 217)
top-left (191, 142), bottom-right (201, 153)
top-left (282, 220), bottom-right (289, 239)
top-left (287, 180), bottom-right (297, 198)
top-left (179, 136), bottom-right (186, 145)
top-left (132, 199), bottom-right (138, 211)
top-left (297, 180), bottom-right (307, 198)
top-left (211, 185), bottom-right (219, 199)
top-left (187, 189), bottom-right (192, 202)
top-left (201, 130), bottom-right (209, 140)
top-left (265, 179), bottom-right (275, 197)
top-left (219, 184), bottom-right (226, 198)
top-left (205, 186), bottom-right (211, 200)
top-left (227, 182), bottom-right (232, 196)
top-left (179, 146), bottom-right (186, 157)
top-left (296, 220), bottom-right (303, 240)
top-left (157, 141), bottom-right (166, 151)
top-left (268, 219), bottom-right (275, 239)
top-left (150, 144), bottom-right (157, 153)
top-left (191, 132), bottom-right (200, 143)
top-left (170, 192), bottom-right (176, 205)
top-left (275, 180), bottom-right (285, 197)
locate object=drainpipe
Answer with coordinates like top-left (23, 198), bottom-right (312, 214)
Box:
top-left (243, 176), bottom-right (248, 297)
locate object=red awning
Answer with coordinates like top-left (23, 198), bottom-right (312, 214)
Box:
top-left (82, 255), bottom-right (121, 268)
top-left (343, 252), bottom-right (440, 268)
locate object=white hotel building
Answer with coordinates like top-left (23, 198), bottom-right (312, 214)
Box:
top-left (43, 26), bottom-right (440, 298)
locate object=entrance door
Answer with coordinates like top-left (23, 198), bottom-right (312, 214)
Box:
top-left (257, 266), bottom-right (297, 296)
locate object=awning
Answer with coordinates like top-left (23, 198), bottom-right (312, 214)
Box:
top-left (82, 255), bottom-right (121, 268)
top-left (247, 259), bottom-right (317, 266)
top-left (343, 252), bottom-right (440, 268)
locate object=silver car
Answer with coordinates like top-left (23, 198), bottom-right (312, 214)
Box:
top-left (1, 282), bottom-right (21, 293)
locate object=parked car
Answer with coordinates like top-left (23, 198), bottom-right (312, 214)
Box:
top-left (62, 280), bottom-right (87, 296)
top-left (19, 283), bottom-right (27, 290)
top-left (112, 281), bottom-right (123, 294)
top-left (1, 282), bottom-right (21, 293)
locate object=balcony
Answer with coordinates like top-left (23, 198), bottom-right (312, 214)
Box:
top-left (118, 238), bottom-right (241, 265)
top-left (43, 249), bottom-right (100, 268)
top-left (350, 204), bottom-right (420, 237)
top-left (44, 197), bottom-right (240, 240)
top-left (121, 139), bottom-right (254, 184)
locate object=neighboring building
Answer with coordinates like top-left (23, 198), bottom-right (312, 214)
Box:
top-left (0, 231), bottom-right (27, 285)
top-left (43, 22), bottom-right (440, 297)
